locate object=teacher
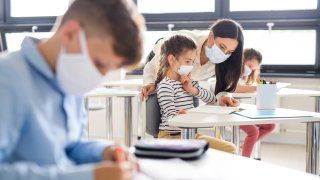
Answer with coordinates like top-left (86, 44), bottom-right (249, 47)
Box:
top-left (142, 19), bottom-right (244, 106)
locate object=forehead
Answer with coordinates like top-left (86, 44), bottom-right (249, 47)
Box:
top-left (246, 59), bottom-right (260, 69)
top-left (246, 58), bottom-right (260, 65)
top-left (178, 49), bottom-right (197, 59)
top-left (215, 37), bottom-right (238, 50)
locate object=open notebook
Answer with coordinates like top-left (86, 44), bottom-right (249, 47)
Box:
top-left (188, 105), bottom-right (240, 115)
top-left (234, 108), bottom-right (316, 119)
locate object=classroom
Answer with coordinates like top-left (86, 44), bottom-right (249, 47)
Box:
top-left (0, 0), bottom-right (320, 180)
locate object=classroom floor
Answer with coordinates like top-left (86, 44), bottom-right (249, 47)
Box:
top-left (260, 143), bottom-right (306, 172)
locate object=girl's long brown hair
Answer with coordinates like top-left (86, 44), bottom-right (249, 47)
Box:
top-left (242, 48), bottom-right (262, 85)
top-left (155, 35), bottom-right (197, 85)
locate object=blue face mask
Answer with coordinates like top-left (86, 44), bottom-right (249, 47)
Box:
top-left (205, 44), bottom-right (231, 64)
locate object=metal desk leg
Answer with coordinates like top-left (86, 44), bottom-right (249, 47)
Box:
top-left (124, 97), bottom-right (133, 146)
top-left (231, 126), bottom-right (240, 154)
top-left (253, 140), bottom-right (261, 160)
top-left (306, 122), bottom-right (320, 174)
top-left (181, 128), bottom-right (196, 139)
top-left (306, 96), bottom-right (320, 175)
top-left (137, 97), bottom-right (143, 140)
top-left (214, 126), bottom-right (225, 140)
top-left (106, 97), bottom-right (113, 140)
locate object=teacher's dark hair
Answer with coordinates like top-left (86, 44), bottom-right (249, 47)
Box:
top-left (210, 19), bottom-right (244, 95)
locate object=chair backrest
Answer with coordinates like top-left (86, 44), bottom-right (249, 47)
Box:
top-left (146, 93), bottom-right (161, 137)
top-left (146, 92), bottom-right (199, 138)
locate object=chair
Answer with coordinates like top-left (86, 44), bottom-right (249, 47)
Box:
top-left (145, 92), bottom-right (199, 138)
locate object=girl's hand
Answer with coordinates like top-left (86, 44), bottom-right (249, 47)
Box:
top-left (177, 108), bottom-right (187, 115)
top-left (219, 96), bottom-right (240, 107)
top-left (180, 74), bottom-right (198, 95)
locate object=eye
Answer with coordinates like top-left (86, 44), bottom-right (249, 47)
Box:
top-left (219, 45), bottom-right (225, 50)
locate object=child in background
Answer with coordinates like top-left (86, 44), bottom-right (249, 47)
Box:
top-left (235, 48), bottom-right (262, 93)
top-left (235, 48), bottom-right (275, 158)
top-left (156, 35), bottom-right (238, 154)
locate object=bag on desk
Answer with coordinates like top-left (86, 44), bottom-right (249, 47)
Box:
top-left (134, 139), bottom-right (209, 160)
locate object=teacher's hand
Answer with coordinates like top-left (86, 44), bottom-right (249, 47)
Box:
top-left (141, 83), bottom-right (155, 101)
top-left (219, 96), bottom-right (240, 107)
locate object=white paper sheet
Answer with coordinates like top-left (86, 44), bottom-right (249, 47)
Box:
top-left (138, 158), bottom-right (211, 180)
top-left (188, 105), bottom-right (239, 114)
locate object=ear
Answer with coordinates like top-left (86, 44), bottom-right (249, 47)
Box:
top-left (59, 20), bottom-right (82, 47)
top-left (167, 54), bottom-right (176, 66)
top-left (207, 31), bottom-right (215, 48)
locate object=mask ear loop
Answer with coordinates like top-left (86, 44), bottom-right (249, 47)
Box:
top-left (78, 30), bottom-right (104, 77)
top-left (78, 30), bottom-right (90, 56)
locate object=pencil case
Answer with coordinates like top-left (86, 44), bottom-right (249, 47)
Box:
top-left (134, 139), bottom-right (209, 160)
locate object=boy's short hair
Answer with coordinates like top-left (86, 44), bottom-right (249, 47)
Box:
top-left (60, 0), bottom-right (145, 67)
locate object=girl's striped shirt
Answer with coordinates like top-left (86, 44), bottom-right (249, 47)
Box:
top-left (157, 77), bottom-right (216, 132)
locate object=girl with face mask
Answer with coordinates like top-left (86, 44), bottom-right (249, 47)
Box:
top-left (142, 19), bottom-right (244, 106)
top-left (155, 35), bottom-right (237, 154)
top-left (233, 48), bottom-right (275, 158)
top-left (235, 48), bottom-right (263, 93)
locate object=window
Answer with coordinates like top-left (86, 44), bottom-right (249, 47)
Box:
top-left (5, 32), bottom-right (53, 52)
top-left (141, 31), bottom-right (174, 63)
top-left (230, 0), bottom-right (318, 11)
top-left (1, 0), bottom-right (319, 76)
top-left (137, 0), bottom-right (215, 13)
top-left (10, 0), bottom-right (69, 17)
top-left (138, 0), bottom-right (219, 23)
top-left (243, 30), bottom-right (316, 65)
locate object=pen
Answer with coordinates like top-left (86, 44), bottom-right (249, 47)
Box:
top-left (256, 79), bottom-right (261, 84)
top-left (262, 80), bottom-right (266, 84)
top-left (115, 146), bottom-right (126, 163)
top-left (269, 80), bottom-right (277, 84)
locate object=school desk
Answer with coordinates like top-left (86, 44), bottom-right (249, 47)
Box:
top-left (85, 88), bottom-right (140, 146)
top-left (168, 104), bottom-right (320, 175)
top-left (135, 148), bottom-right (319, 180)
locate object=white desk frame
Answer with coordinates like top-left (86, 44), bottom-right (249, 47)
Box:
top-left (234, 88), bottom-right (320, 174)
top-left (85, 88), bottom-right (140, 146)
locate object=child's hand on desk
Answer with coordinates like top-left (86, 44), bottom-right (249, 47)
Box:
top-left (219, 96), bottom-right (240, 107)
top-left (95, 145), bottom-right (139, 180)
top-left (180, 74), bottom-right (198, 96)
top-left (177, 108), bottom-right (187, 115)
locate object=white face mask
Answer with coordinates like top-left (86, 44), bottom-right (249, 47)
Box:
top-left (205, 44), bottom-right (231, 64)
top-left (243, 65), bottom-right (252, 76)
top-left (178, 65), bottom-right (193, 75)
top-left (56, 30), bottom-right (103, 95)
